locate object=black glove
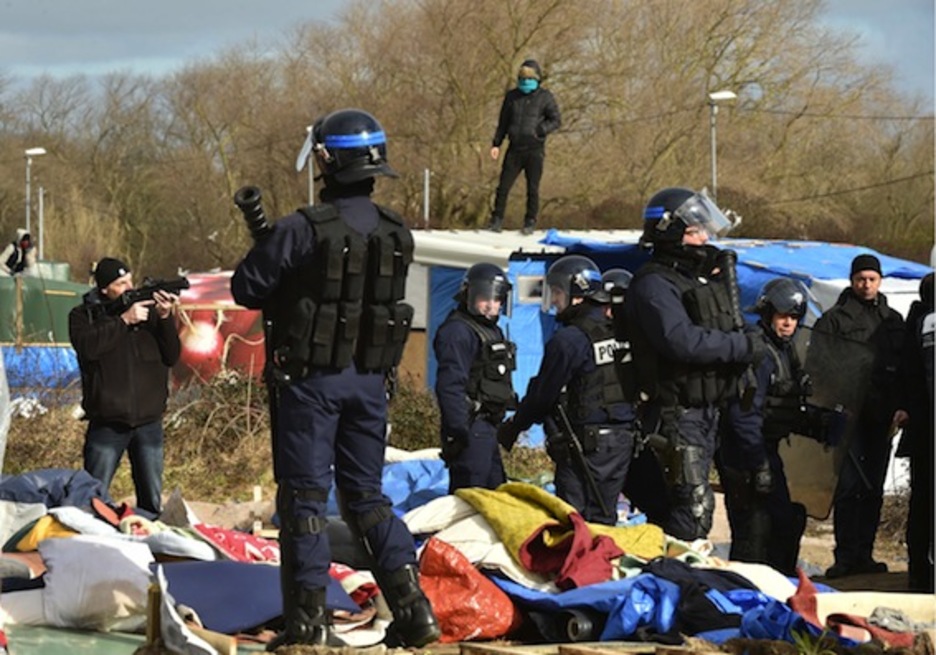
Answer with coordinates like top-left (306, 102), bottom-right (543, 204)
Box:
top-left (440, 435), bottom-right (467, 464)
top-left (752, 462), bottom-right (773, 495)
top-left (497, 419), bottom-right (520, 452)
top-left (745, 333), bottom-right (767, 366)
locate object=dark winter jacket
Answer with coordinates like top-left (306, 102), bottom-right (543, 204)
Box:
top-left (491, 86), bottom-right (561, 150)
top-left (69, 291), bottom-right (181, 427)
top-left (813, 288), bottom-right (904, 424)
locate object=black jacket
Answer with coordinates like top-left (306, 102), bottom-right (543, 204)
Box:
top-left (813, 288), bottom-right (904, 424)
top-left (69, 292), bottom-right (181, 427)
top-left (492, 87), bottom-right (561, 150)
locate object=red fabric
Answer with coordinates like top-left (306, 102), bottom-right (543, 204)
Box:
top-left (329, 562), bottom-right (380, 606)
top-left (519, 512), bottom-right (624, 590)
top-left (826, 614), bottom-right (915, 648)
top-left (419, 537), bottom-right (520, 643)
top-left (193, 523), bottom-right (280, 564)
top-left (787, 569), bottom-right (914, 648)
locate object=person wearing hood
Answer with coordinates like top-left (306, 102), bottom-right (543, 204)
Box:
top-left (622, 188), bottom-right (763, 540)
top-left (487, 59), bottom-right (561, 235)
top-left (715, 278), bottom-right (812, 576)
top-left (496, 255), bottom-right (635, 526)
top-left (815, 254), bottom-right (905, 579)
top-left (0, 229), bottom-right (37, 276)
top-left (434, 262), bottom-right (517, 493)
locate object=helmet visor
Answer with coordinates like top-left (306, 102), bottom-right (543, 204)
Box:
top-left (468, 278), bottom-right (512, 318)
top-left (673, 193), bottom-right (733, 239)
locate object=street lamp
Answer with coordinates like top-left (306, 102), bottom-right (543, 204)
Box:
top-left (707, 90), bottom-right (736, 203)
top-left (24, 147), bottom-right (47, 236)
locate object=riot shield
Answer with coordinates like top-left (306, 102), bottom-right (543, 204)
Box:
top-left (779, 325), bottom-right (874, 519)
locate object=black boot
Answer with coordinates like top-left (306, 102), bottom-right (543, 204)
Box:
top-left (377, 564), bottom-right (441, 647)
top-left (266, 587), bottom-right (342, 650)
top-left (487, 216), bottom-right (503, 232)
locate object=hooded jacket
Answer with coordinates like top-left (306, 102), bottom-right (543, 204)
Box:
top-left (492, 60), bottom-right (561, 150)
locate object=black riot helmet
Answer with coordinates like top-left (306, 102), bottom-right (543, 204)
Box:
top-left (296, 108), bottom-right (398, 184)
top-left (751, 278), bottom-right (808, 319)
top-left (458, 262), bottom-right (513, 317)
top-left (641, 187), bottom-right (733, 246)
top-left (542, 254), bottom-right (606, 312)
top-left (601, 268), bottom-right (634, 293)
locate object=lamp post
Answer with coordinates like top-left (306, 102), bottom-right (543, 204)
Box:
top-left (305, 125), bottom-right (315, 206)
top-left (24, 147), bottom-right (47, 235)
top-left (707, 90), bottom-right (736, 203)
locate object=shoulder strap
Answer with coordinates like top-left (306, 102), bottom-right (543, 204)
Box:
top-left (451, 311), bottom-right (499, 345)
top-left (297, 203), bottom-right (340, 228)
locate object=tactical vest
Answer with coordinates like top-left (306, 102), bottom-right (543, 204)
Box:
top-left (629, 262), bottom-right (740, 407)
top-left (270, 203), bottom-right (414, 379)
top-left (761, 338), bottom-right (806, 441)
top-left (923, 310), bottom-right (934, 401)
top-left (450, 310), bottom-right (517, 419)
top-left (565, 314), bottom-right (627, 423)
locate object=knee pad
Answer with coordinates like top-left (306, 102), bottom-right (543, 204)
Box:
top-left (337, 489), bottom-right (394, 541)
top-left (278, 483), bottom-right (329, 537)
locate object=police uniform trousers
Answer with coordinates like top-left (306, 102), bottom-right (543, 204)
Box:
top-left (663, 406), bottom-right (719, 541)
top-left (717, 442), bottom-right (806, 575)
top-left (552, 425), bottom-right (633, 526)
top-left (448, 418), bottom-right (506, 493)
top-left (831, 416), bottom-right (893, 569)
top-left (276, 365), bottom-right (416, 590)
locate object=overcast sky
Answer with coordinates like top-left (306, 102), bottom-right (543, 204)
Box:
top-left (2, 0), bottom-right (933, 103)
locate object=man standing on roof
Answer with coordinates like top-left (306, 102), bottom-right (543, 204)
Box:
top-left (0, 229), bottom-right (37, 276)
top-left (816, 254), bottom-right (904, 579)
top-left (434, 263), bottom-right (517, 492)
top-left (487, 59), bottom-right (561, 236)
top-left (623, 187), bottom-right (764, 541)
top-left (231, 108), bottom-right (439, 649)
top-left (497, 255), bottom-right (634, 526)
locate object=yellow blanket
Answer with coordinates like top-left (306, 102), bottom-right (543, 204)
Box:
top-left (455, 481), bottom-right (664, 563)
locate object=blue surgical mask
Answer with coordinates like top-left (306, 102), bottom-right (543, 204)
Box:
top-left (517, 78), bottom-right (539, 94)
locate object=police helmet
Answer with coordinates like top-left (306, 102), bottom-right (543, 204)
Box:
top-left (641, 187), bottom-right (733, 245)
top-left (601, 268), bottom-right (634, 293)
top-left (296, 108), bottom-right (398, 184)
top-left (459, 262), bottom-right (513, 317)
top-left (751, 278), bottom-right (808, 319)
top-left (542, 255), bottom-right (606, 312)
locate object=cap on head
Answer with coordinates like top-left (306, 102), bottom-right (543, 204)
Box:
top-left (519, 59), bottom-right (542, 80)
top-left (94, 257), bottom-right (131, 289)
top-left (850, 253), bottom-right (882, 278)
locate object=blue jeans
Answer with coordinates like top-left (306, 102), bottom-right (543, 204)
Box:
top-left (83, 420), bottom-right (164, 515)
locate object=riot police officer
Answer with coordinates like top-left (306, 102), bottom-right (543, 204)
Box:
top-left (231, 108), bottom-right (440, 649)
top-left (715, 278), bottom-right (810, 575)
top-left (434, 262), bottom-right (516, 492)
top-left (624, 187), bottom-right (763, 541)
top-left (602, 268), bottom-right (671, 527)
top-left (498, 255), bottom-right (635, 526)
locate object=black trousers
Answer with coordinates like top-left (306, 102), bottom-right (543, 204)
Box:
top-left (492, 146), bottom-right (545, 225)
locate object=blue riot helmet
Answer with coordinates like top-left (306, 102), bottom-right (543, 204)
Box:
top-left (601, 268), bottom-right (634, 294)
top-left (458, 262), bottom-right (513, 318)
top-left (751, 278), bottom-right (808, 319)
top-left (542, 255), bottom-right (606, 313)
top-left (641, 187), bottom-right (734, 246)
top-left (296, 108), bottom-right (398, 184)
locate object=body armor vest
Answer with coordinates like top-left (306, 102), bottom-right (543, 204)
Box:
top-left (630, 262), bottom-right (741, 407)
top-left (450, 310), bottom-right (517, 420)
top-left (565, 314), bottom-right (626, 423)
top-left (761, 337), bottom-right (806, 441)
top-left (270, 203), bottom-right (414, 379)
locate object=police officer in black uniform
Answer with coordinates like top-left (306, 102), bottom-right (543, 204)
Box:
top-left (230, 108), bottom-right (440, 649)
top-left (497, 255), bottom-right (634, 526)
top-left (715, 278), bottom-right (811, 575)
top-left (434, 263), bottom-right (516, 493)
top-left (624, 187), bottom-right (763, 541)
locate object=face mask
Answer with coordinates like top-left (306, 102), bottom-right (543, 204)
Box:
top-left (517, 78), bottom-right (539, 94)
